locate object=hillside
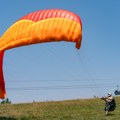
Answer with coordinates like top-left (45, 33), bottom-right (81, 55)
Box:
top-left (0, 97), bottom-right (120, 120)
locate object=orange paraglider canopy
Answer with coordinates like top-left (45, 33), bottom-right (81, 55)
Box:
top-left (0, 9), bottom-right (82, 99)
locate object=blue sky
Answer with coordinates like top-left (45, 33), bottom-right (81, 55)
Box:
top-left (0, 0), bottom-right (120, 103)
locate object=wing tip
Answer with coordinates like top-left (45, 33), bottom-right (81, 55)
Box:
top-left (0, 51), bottom-right (6, 99)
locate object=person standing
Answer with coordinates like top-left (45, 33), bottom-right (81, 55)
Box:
top-left (101, 92), bottom-right (116, 115)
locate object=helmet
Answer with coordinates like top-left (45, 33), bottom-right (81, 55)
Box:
top-left (107, 92), bottom-right (112, 97)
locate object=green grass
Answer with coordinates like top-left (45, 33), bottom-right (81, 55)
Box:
top-left (0, 97), bottom-right (120, 120)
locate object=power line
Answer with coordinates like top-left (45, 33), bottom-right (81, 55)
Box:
top-left (6, 84), bottom-right (117, 91)
top-left (5, 79), bottom-right (120, 83)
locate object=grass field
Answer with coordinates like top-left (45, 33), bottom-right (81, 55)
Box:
top-left (0, 97), bottom-right (120, 120)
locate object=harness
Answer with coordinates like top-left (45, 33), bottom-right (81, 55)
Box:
top-left (105, 98), bottom-right (116, 111)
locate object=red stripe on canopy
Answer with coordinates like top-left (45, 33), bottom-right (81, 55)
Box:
top-left (19, 9), bottom-right (82, 27)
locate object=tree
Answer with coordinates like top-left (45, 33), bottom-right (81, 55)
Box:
top-left (1, 98), bottom-right (11, 104)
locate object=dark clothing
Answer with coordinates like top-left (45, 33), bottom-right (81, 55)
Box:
top-left (105, 98), bottom-right (116, 111)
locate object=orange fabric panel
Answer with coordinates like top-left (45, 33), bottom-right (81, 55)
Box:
top-left (0, 18), bottom-right (82, 51)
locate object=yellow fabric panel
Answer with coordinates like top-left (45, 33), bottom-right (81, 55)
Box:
top-left (0, 18), bottom-right (82, 51)
top-left (0, 20), bottom-right (34, 51)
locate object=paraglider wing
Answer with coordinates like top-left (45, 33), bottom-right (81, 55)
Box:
top-left (0, 9), bottom-right (82, 99)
